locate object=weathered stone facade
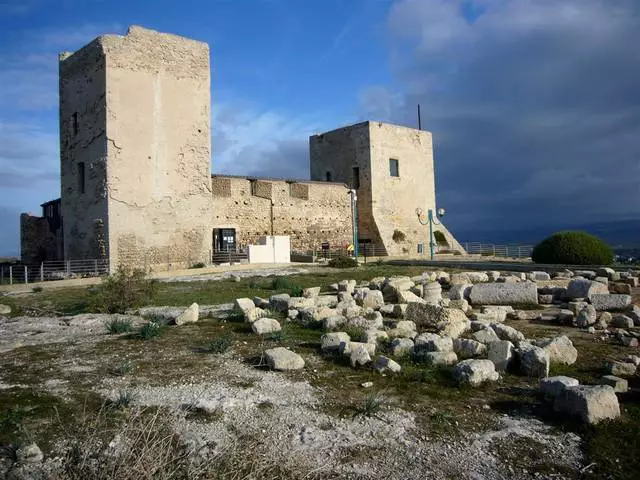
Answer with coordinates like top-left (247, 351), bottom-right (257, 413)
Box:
top-left (59, 26), bottom-right (213, 270)
top-left (211, 175), bottom-right (353, 251)
top-left (310, 121), bottom-right (463, 256)
top-left (20, 25), bottom-right (463, 268)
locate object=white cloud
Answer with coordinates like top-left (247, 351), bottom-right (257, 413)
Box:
top-left (212, 100), bottom-right (330, 179)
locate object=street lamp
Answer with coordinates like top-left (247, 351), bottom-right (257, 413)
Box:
top-left (416, 207), bottom-right (446, 260)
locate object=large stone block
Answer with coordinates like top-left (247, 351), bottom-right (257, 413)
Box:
top-left (535, 336), bottom-right (578, 365)
top-left (265, 347), bottom-right (305, 371)
top-left (590, 294), bottom-right (632, 311)
top-left (566, 279), bottom-right (609, 300)
top-left (469, 282), bottom-right (538, 306)
top-left (453, 359), bottom-right (499, 386)
top-left (487, 340), bottom-right (514, 372)
top-left (554, 385), bottom-right (620, 424)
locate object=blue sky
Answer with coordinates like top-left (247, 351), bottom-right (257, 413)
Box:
top-left (1, 0), bottom-right (639, 255)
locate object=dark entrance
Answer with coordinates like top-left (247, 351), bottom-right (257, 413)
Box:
top-left (214, 228), bottom-right (237, 252)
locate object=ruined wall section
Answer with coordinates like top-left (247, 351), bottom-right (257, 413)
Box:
top-left (368, 122), bottom-right (464, 256)
top-left (101, 26), bottom-right (213, 269)
top-left (59, 40), bottom-right (109, 261)
top-left (20, 214), bottom-right (61, 264)
top-left (309, 122), bottom-right (384, 250)
top-left (211, 177), bottom-right (352, 251)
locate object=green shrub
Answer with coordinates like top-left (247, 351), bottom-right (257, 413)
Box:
top-left (105, 318), bottom-right (133, 334)
top-left (342, 325), bottom-right (365, 342)
top-left (328, 255), bottom-right (358, 268)
top-left (32, 286), bottom-right (43, 293)
top-left (205, 335), bottom-right (233, 354)
top-left (270, 276), bottom-right (303, 296)
top-left (189, 262), bottom-right (206, 269)
top-left (392, 229), bottom-right (406, 243)
top-left (532, 231), bottom-right (614, 265)
top-left (89, 265), bottom-right (155, 314)
top-left (136, 321), bottom-right (164, 340)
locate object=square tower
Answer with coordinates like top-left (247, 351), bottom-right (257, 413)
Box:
top-left (59, 26), bottom-right (213, 269)
top-left (310, 121), bottom-right (462, 256)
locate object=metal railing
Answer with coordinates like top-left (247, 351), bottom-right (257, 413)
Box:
top-left (0, 259), bottom-right (110, 285)
top-left (461, 242), bottom-right (533, 259)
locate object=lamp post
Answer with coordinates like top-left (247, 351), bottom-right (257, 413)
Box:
top-left (416, 207), bottom-right (446, 260)
top-left (349, 189), bottom-right (359, 258)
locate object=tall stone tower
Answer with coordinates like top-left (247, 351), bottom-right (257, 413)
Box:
top-left (310, 121), bottom-right (463, 256)
top-left (59, 26), bottom-right (213, 269)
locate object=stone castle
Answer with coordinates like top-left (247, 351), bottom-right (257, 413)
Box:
top-left (20, 26), bottom-right (463, 270)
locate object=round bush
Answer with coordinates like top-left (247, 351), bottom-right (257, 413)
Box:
top-left (531, 231), bottom-right (614, 265)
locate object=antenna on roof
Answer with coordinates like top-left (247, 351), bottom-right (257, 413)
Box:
top-left (417, 104), bottom-right (422, 130)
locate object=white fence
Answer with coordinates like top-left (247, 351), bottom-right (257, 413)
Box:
top-left (0, 259), bottom-right (109, 285)
top-left (461, 242), bottom-right (533, 259)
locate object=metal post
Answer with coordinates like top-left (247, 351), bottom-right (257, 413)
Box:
top-left (24, 265), bottom-right (28, 284)
top-left (40, 263), bottom-right (44, 282)
top-left (66, 260), bottom-right (71, 277)
top-left (9, 266), bottom-right (13, 285)
top-left (94, 259), bottom-right (98, 275)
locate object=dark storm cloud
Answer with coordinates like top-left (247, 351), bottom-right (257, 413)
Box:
top-left (360, 0), bottom-right (640, 238)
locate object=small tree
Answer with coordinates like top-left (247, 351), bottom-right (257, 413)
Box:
top-left (89, 265), bottom-right (155, 313)
top-left (532, 231), bottom-right (614, 265)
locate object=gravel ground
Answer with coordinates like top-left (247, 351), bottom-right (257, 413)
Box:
top-left (100, 358), bottom-right (583, 479)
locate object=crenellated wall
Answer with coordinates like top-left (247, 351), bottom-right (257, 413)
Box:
top-left (211, 176), bottom-right (353, 252)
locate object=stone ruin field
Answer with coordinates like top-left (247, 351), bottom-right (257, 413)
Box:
top-left (0, 264), bottom-right (639, 479)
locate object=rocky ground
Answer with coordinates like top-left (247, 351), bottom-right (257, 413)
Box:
top-left (0, 265), bottom-right (638, 479)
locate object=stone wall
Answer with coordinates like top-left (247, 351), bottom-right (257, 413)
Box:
top-left (309, 122), bottom-right (383, 249)
top-left (59, 26), bottom-right (215, 270)
top-left (20, 214), bottom-right (62, 264)
top-left (310, 121), bottom-right (464, 256)
top-left (211, 176), bottom-right (353, 252)
top-left (59, 38), bottom-right (110, 261)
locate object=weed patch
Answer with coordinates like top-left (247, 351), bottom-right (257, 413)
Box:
top-left (204, 335), bottom-right (233, 354)
top-left (105, 318), bottom-right (133, 334)
top-left (135, 321), bottom-right (165, 340)
top-left (89, 265), bottom-right (155, 314)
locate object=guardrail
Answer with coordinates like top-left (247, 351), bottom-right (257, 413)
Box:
top-left (0, 259), bottom-right (109, 285)
top-left (461, 242), bottom-right (533, 259)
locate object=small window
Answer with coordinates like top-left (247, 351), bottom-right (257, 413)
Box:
top-left (325, 171), bottom-right (332, 182)
top-left (72, 112), bottom-right (79, 136)
top-left (352, 167), bottom-right (360, 189)
top-left (78, 162), bottom-right (85, 194)
top-left (389, 158), bottom-right (399, 177)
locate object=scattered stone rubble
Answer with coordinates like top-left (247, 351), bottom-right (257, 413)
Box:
top-left (229, 266), bottom-right (639, 424)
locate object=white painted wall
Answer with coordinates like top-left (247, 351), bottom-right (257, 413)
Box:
top-left (248, 236), bottom-right (291, 264)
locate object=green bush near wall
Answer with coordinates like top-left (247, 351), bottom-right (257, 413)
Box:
top-left (531, 231), bottom-right (614, 265)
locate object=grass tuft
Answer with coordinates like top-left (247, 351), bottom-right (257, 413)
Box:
top-left (106, 390), bottom-right (136, 410)
top-left (204, 335), bottom-right (233, 354)
top-left (105, 318), bottom-right (134, 334)
top-left (136, 321), bottom-right (164, 340)
top-left (353, 393), bottom-right (386, 418)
